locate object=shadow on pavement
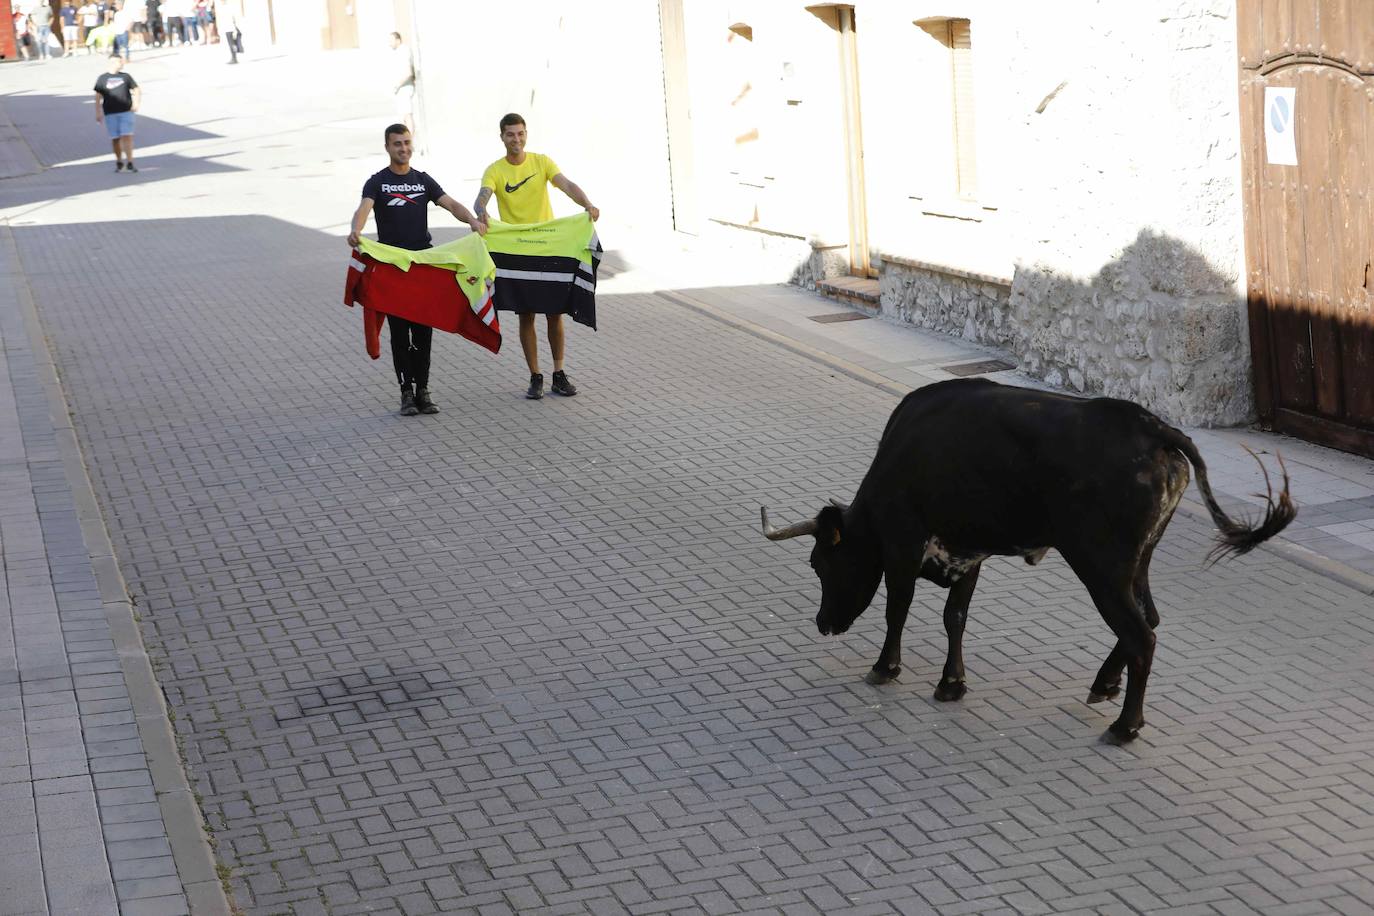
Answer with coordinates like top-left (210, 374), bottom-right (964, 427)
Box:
top-left (0, 152), bottom-right (243, 211)
top-left (3, 91), bottom-right (221, 167)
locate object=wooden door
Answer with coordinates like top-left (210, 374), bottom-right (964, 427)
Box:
top-left (324, 0), bottom-right (357, 50)
top-left (1238, 0), bottom-right (1374, 458)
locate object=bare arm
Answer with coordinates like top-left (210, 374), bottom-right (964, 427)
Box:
top-left (473, 187), bottom-right (494, 223)
top-left (551, 173), bottom-right (599, 221)
top-left (131, 86), bottom-right (141, 113)
top-left (347, 197), bottom-right (374, 247)
top-left (436, 194), bottom-right (487, 235)
top-left (94, 92), bottom-right (103, 122)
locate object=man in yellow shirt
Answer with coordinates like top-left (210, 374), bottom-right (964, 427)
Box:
top-left (475, 113), bottom-right (599, 399)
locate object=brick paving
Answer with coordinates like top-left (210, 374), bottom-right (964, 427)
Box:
top-left (1, 225), bottom-right (193, 912)
top-left (6, 49), bottom-right (1374, 915)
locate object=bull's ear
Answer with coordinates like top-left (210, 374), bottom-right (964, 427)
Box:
top-left (817, 504), bottom-right (844, 545)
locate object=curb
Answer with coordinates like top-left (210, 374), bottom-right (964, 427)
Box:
top-left (655, 288), bottom-right (910, 399)
top-left (4, 224), bottom-right (234, 915)
top-left (658, 287), bottom-right (1374, 599)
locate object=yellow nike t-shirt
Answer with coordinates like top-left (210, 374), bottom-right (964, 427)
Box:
top-left (481, 153), bottom-right (561, 224)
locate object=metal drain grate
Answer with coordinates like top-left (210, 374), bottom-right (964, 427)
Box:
top-left (941, 358), bottom-right (1016, 376)
top-left (808, 312), bottom-right (871, 323)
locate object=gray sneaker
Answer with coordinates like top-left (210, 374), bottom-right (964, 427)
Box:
top-left (399, 387), bottom-right (419, 416)
top-left (525, 373), bottom-right (544, 400)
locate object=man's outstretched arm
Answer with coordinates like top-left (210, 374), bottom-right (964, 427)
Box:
top-left (347, 197), bottom-right (374, 247)
top-left (437, 194), bottom-right (487, 235)
top-left (473, 187), bottom-right (494, 224)
top-left (551, 174), bottom-right (599, 221)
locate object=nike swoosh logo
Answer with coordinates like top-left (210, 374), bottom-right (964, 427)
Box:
top-left (504, 175), bottom-right (534, 194)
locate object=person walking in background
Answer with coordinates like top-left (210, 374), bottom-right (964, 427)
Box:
top-left (164, 0), bottom-right (186, 46)
top-left (213, 0), bottom-right (240, 63)
top-left (79, 2), bottom-right (99, 50)
top-left (94, 53), bottom-right (140, 172)
top-left (347, 123), bottom-right (488, 416)
top-left (14, 11), bottom-right (34, 61)
top-left (195, 0), bottom-right (210, 43)
top-left (181, 0), bottom-right (198, 42)
top-left (111, 0), bottom-right (134, 59)
top-left (144, 0), bottom-right (162, 46)
top-left (31, 2), bottom-right (55, 60)
top-left (61, 2), bottom-right (81, 54)
top-left (474, 113), bottom-right (600, 400)
top-left (388, 32), bottom-right (415, 134)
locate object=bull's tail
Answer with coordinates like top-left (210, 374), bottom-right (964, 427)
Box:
top-left (1153, 422), bottom-right (1297, 562)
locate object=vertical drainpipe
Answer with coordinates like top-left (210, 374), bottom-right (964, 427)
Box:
top-left (407, 0), bottom-right (426, 153)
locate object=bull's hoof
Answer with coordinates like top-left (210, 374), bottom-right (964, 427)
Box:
top-left (864, 665), bottom-right (901, 686)
top-left (1086, 681), bottom-right (1122, 705)
top-left (933, 678), bottom-right (967, 702)
top-left (1102, 720), bottom-right (1143, 744)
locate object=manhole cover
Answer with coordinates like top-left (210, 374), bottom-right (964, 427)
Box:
top-left (808, 312), bottom-right (871, 323)
top-left (941, 358), bottom-right (1016, 376)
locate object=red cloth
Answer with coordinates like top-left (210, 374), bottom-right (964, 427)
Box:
top-left (344, 250), bottom-right (501, 356)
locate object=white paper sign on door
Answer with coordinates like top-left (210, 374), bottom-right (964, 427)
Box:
top-left (1264, 87), bottom-right (1297, 166)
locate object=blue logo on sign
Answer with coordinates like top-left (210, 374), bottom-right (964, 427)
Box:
top-left (1269, 95), bottom-right (1291, 133)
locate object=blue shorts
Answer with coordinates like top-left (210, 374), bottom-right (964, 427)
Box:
top-left (105, 111), bottom-right (135, 139)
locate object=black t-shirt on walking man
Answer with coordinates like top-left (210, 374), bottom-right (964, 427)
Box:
top-left (94, 72), bottom-right (138, 115)
top-left (362, 167), bottom-right (445, 251)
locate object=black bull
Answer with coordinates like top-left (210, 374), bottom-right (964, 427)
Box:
top-left (761, 379), bottom-right (1295, 742)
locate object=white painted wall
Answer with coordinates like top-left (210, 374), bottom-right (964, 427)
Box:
top-left (410, 0), bottom-right (674, 237)
top-left (245, 0), bottom-right (324, 51)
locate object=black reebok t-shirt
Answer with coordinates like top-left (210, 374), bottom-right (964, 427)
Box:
top-left (94, 72), bottom-right (138, 115)
top-left (362, 168), bottom-right (445, 251)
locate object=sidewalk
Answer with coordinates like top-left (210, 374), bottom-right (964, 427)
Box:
top-left (599, 235), bottom-right (1374, 594)
top-left (1, 229), bottom-right (226, 912)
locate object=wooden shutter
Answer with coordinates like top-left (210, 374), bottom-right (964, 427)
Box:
top-left (949, 19), bottom-right (977, 198)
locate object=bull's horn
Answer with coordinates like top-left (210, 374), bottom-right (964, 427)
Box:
top-left (761, 507), bottom-right (819, 541)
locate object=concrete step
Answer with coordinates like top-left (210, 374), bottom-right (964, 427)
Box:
top-left (816, 276), bottom-right (880, 310)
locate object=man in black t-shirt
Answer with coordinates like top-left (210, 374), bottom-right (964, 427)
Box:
top-left (348, 123), bottom-right (488, 416)
top-left (93, 54), bottom-right (140, 173)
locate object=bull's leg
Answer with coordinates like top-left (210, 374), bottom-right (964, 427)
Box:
top-left (1087, 644), bottom-right (1127, 704)
top-left (1088, 547), bottom-right (1160, 705)
top-left (1077, 571), bottom-right (1156, 742)
top-left (934, 563), bottom-right (981, 701)
top-left (864, 564), bottom-right (917, 686)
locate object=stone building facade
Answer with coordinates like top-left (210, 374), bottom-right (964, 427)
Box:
top-left (410, 0), bottom-right (1255, 426)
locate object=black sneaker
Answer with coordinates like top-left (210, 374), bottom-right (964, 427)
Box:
top-left (525, 373), bottom-right (545, 400)
top-left (550, 370), bottom-right (578, 397)
top-left (115, 161), bottom-right (124, 172)
top-left (399, 388), bottom-right (419, 416)
top-left (414, 388), bottom-right (439, 414)
top-left (125, 163), bottom-right (138, 173)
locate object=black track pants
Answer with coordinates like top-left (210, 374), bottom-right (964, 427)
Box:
top-left (387, 315), bottom-right (432, 390)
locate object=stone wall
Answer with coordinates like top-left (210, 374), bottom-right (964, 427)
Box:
top-left (1010, 231), bottom-right (1252, 426)
top-left (879, 257), bottom-right (1016, 352)
top-left (871, 232), bottom-right (1253, 428)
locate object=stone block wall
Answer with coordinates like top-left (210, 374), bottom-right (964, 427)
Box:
top-left (879, 257), bottom-right (1016, 352)
top-left (867, 231), bottom-right (1253, 428)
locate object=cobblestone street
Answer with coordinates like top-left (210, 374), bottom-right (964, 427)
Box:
top-left (5, 49), bottom-right (1374, 915)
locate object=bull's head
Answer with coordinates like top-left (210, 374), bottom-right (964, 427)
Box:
top-left (761, 502), bottom-right (883, 636)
